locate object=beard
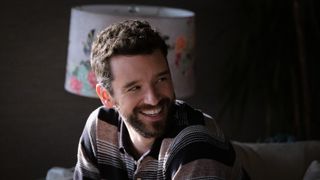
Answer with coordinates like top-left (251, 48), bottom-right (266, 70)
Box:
top-left (126, 98), bottom-right (174, 138)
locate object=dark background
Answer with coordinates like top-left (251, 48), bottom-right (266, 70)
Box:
top-left (0, 0), bottom-right (319, 179)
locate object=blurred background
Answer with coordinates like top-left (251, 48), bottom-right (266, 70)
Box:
top-left (0, 0), bottom-right (319, 179)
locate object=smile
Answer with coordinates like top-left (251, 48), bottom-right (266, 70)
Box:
top-left (140, 106), bottom-right (163, 116)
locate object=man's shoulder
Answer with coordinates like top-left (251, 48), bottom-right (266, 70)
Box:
top-left (84, 106), bottom-right (121, 147)
top-left (86, 106), bottom-right (119, 124)
top-left (168, 100), bottom-right (234, 165)
top-left (174, 100), bottom-right (224, 139)
top-left (84, 106), bottom-right (120, 134)
top-left (173, 100), bottom-right (206, 126)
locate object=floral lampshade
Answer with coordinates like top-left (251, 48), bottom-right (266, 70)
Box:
top-left (64, 5), bottom-right (195, 98)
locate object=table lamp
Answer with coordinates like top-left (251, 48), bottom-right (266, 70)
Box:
top-left (64, 4), bottom-right (195, 99)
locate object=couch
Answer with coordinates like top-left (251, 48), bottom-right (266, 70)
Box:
top-left (45, 141), bottom-right (320, 180)
top-left (232, 141), bottom-right (320, 180)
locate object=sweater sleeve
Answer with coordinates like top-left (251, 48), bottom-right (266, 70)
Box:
top-left (74, 109), bottom-right (101, 180)
top-left (170, 140), bottom-right (246, 180)
top-left (166, 113), bottom-right (248, 180)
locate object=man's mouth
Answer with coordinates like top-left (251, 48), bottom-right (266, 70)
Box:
top-left (140, 106), bottom-right (163, 116)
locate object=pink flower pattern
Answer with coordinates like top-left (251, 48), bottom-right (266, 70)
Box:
top-left (70, 76), bottom-right (83, 93)
top-left (87, 71), bottom-right (97, 89)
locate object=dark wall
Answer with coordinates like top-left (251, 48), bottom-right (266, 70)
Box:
top-left (0, 0), bottom-right (318, 179)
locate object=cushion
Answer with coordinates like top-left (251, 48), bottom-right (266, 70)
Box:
top-left (232, 141), bottom-right (320, 180)
top-left (303, 160), bottom-right (320, 180)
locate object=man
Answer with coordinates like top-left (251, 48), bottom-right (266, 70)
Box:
top-left (74, 19), bottom-right (246, 179)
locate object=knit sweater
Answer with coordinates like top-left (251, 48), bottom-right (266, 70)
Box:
top-left (74, 100), bottom-right (245, 180)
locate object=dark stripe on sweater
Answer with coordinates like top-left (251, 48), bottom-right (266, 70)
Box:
top-left (166, 141), bottom-right (235, 179)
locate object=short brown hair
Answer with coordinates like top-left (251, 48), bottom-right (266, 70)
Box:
top-left (91, 19), bottom-right (168, 94)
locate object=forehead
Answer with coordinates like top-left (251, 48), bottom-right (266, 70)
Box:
top-left (110, 50), bottom-right (169, 83)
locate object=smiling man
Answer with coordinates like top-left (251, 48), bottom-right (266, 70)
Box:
top-left (74, 20), bottom-right (247, 180)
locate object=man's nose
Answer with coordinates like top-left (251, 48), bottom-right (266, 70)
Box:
top-left (143, 86), bottom-right (160, 106)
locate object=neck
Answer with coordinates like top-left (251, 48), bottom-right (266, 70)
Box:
top-left (126, 124), bottom-right (155, 159)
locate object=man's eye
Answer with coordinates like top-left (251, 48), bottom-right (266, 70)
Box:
top-left (128, 86), bottom-right (140, 92)
top-left (158, 76), bottom-right (168, 82)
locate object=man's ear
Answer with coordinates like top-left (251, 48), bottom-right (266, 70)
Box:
top-left (96, 84), bottom-right (114, 108)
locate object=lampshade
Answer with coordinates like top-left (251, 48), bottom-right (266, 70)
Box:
top-left (64, 4), bottom-right (195, 98)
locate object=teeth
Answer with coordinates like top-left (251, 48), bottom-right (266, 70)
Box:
top-left (141, 107), bottom-right (162, 115)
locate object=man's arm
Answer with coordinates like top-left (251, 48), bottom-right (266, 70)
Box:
top-left (74, 111), bottom-right (100, 180)
top-left (170, 141), bottom-right (244, 179)
top-left (165, 124), bottom-right (247, 180)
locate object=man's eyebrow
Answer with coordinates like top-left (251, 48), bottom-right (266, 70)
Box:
top-left (122, 70), bottom-right (170, 90)
top-left (156, 70), bottom-right (170, 77)
top-left (123, 80), bottom-right (139, 90)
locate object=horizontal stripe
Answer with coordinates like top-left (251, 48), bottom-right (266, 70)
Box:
top-left (74, 101), bottom-right (245, 180)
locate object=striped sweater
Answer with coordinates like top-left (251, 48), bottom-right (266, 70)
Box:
top-left (74, 100), bottom-right (245, 180)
